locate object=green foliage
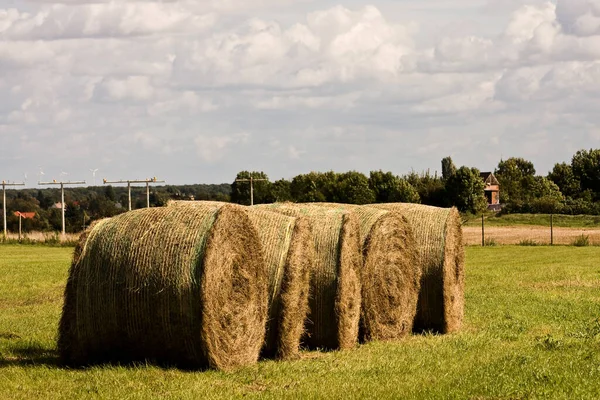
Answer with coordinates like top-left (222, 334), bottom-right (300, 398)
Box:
top-left (270, 179), bottom-right (293, 202)
top-left (441, 156), bottom-right (456, 181)
top-left (290, 172), bottom-right (328, 203)
top-left (484, 237), bottom-right (497, 246)
top-left (495, 157), bottom-right (536, 204)
top-left (334, 171), bottom-right (375, 204)
top-left (548, 162), bottom-right (580, 198)
top-left (404, 170), bottom-right (445, 206)
top-left (571, 234), bottom-right (590, 247)
top-left (518, 239), bottom-right (539, 246)
top-left (230, 171), bottom-right (272, 205)
top-left (572, 149), bottom-right (600, 200)
top-left (445, 166), bottom-right (488, 213)
top-left (369, 171), bottom-right (420, 203)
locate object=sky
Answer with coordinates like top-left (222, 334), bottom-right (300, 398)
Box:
top-left (1, 0), bottom-right (599, 185)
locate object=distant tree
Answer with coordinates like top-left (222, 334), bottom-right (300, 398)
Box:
top-left (335, 171), bottom-right (375, 205)
top-left (405, 170), bottom-right (445, 206)
top-left (495, 157), bottom-right (536, 204)
top-left (290, 173), bottom-right (327, 203)
top-left (369, 171), bottom-right (420, 203)
top-left (270, 179), bottom-right (293, 202)
top-left (547, 162), bottom-right (580, 199)
top-left (230, 171), bottom-right (272, 205)
top-left (446, 166), bottom-right (487, 214)
top-left (571, 149), bottom-right (600, 200)
top-left (441, 156), bottom-right (457, 181)
top-left (527, 176), bottom-right (565, 213)
top-left (104, 185), bottom-right (116, 202)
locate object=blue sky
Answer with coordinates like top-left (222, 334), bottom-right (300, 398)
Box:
top-left (0, 0), bottom-right (598, 185)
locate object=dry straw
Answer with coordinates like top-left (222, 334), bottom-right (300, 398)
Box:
top-left (256, 203), bottom-right (362, 350)
top-left (310, 203), bottom-right (421, 342)
top-left (58, 202), bottom-right (268, 371)
top-left (371, 203), bottom-right (465, 333)
top-left (169, 201), bottom-right (314, 360)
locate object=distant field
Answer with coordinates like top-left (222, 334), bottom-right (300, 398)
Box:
top-left (463, 226), bottom-right (600, 246)
top-left (463, 213), bottom-right (600, 228)
top-left (1, 245), bottom-right (600, 399)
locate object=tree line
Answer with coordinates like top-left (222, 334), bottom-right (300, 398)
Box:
top-left (2, 148), bottom-right (599, 234)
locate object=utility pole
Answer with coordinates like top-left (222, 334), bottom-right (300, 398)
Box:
top-left (235, 176), bottom-right (268, 206)
top-left (103, 177), bottom-right (165, 210)
top-left (39, 180), bottom-right (86, 237)
top-left (2, 180), bottom-right (25, 236)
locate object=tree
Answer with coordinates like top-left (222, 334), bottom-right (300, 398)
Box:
top-left (369, 171), bottom-right (420, 203)
top-left (495, 157), bottom-right (536, 204)
top-left (405, 170), bottom-right (445, 206)
top-left (335, 171), bottom-right (375, 205)
top-left (230, 171), bottom-right (272, 205)
top-left (270, 179), bottom-right (293, 202)
top-left (547, 162), bottom-right (580, 199)
top-left (571, 149), bottom-right (600, 200)
top-left (446, 166), bottom-right (487, 214)
top-left (104, 185), bottom-right (116, 202)
top-left (441, 156), bottom-right (457, 181)
top-left (290, 173), bottom-right (327, 203)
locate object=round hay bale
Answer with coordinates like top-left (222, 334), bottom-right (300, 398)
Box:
top-left (371, 203), bottom-right (465, 334)
top-left (168, 201), bottom-right (314, 360)
top-left (309, 203), bottom-right (421, 342)
top-left (256, 203), bottom-right (362, 350)
top-left (58, 203), bottom-right (268, 371)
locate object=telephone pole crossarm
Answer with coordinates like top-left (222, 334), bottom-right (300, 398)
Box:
top-left (39, 180), bottom-right (86, 237)
top-left (2, 180), bottom-right (26, 236)
top-left (103, 177), bottom-right (166, 210)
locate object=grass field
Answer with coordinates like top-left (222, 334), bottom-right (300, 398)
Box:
top-left (1, 245), bottom-right (600, 399)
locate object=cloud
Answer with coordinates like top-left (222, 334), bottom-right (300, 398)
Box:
top-left (194, 133), bottom-right (250, 162)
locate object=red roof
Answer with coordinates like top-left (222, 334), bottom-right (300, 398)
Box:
top-left (14, 212), bottom-right (36, 219)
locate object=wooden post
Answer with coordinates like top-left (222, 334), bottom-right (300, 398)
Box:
top-left (18, 213), bottom-right (22, 242)
top-left (482, 213), bottom-right (485, 247)
top-left (550, 214), bottom-right (554, 246)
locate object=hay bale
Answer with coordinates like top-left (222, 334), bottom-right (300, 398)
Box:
top-left (371, 203), bottom-right (465, 333)
top-left (169, 201), bottom-right (313, 360)
top-left (58, 203), bottom-right (268, 371)
top-left (256, 203), bottom-right (362, 350)
top-left (309, 203), bottom-right (421, 341)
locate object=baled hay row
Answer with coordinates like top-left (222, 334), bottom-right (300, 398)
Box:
top-left (310, 203), bottom-right (421, 341)
top-left (255, 203), bottom-right (362, 350)
top-left (58, 203), bottom-right (268, 371)
top-left (168, 201), bottom-right (313, 360)
top-left (371, 203), bottom-right (465, 334)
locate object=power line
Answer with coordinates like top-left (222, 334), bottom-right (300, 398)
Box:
top-left (2, 180), bottom-right (25, 236)
top-left (39, 180), bottom-right (86, 237)
top-left (235, 177), bottom-right (268, 206)
top-left (103, 177), bottom-right (166, 210)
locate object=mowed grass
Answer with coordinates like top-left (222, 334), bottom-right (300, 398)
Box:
top-left (463, 213), bottom-right (600, 228)
top-left (1, 245), bottom-right (600, 399)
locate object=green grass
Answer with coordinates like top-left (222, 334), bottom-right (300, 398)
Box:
top-left (1, 245), bottom-right (600, 399)
top-left (463, 213), bottom-right (600, 228)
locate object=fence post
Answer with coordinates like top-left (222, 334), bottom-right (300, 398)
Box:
top-left (482, 213), bottom-right (485, 247)
top-left (550, 214), bottom-right (553, 246)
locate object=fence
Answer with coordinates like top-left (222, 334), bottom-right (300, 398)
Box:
top-left (463, 214), bottom-right (600, 246)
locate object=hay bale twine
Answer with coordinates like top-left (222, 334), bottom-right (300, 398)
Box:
top-left (58, 203), bottom-right (268, 371)
top-left (371, 203), bottom-right (465, 333)
top-left (169, 201), bottom-right (314, 360)
top-left (310, 203), bottom-right (421, 342)
top-left (256, 203), bottom-right (362, 350)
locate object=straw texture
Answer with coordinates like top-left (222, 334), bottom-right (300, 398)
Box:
top-left (169, 201), bottom-right (314, 360)
top-left (371, 203), bottom-right (465, 333)
top-left (310, 203), bottom-right (421, 341)
top-left (256, 203), bottom-right (362, 350)
top-left (58, 203), bottom-right (267, 371)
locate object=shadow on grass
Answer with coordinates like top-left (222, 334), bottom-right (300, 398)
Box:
top-left (0, 343), bottom-right (61, 368)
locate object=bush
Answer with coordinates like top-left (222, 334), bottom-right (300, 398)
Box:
top-left (518, 239), bottom-right (539, 246)
top-left (571, 235), bottom-right (590, 247)
top-left (484, 238), bottom-right (497, 247)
